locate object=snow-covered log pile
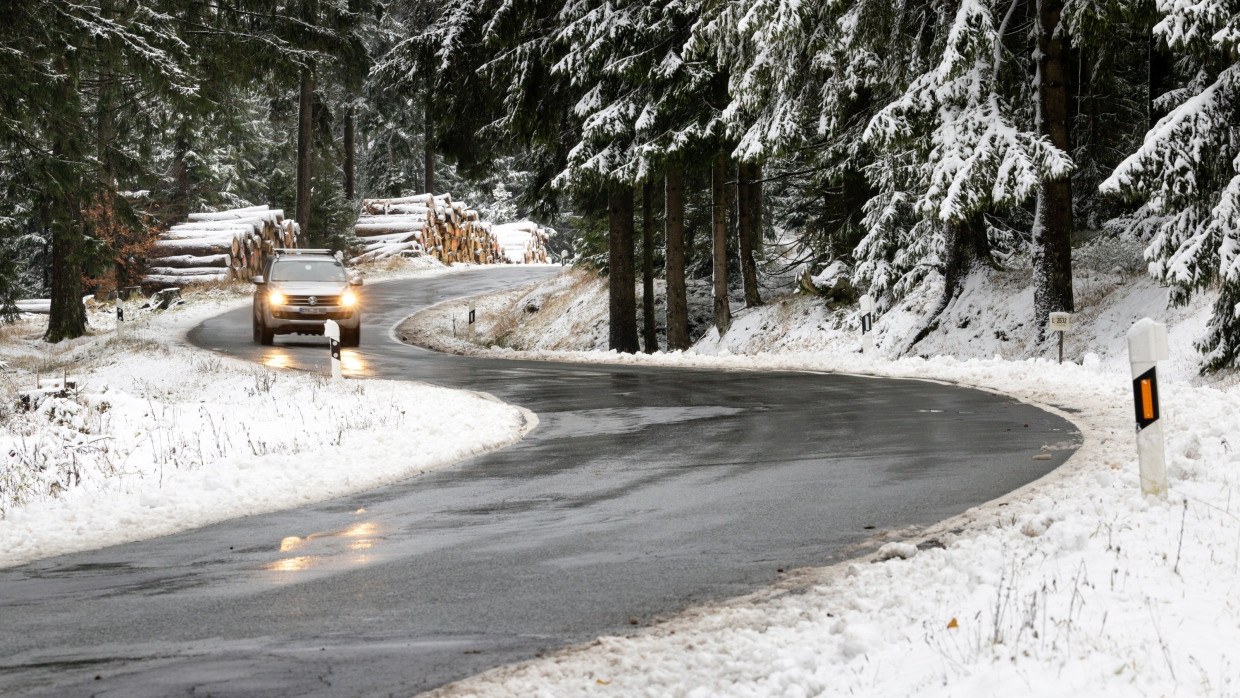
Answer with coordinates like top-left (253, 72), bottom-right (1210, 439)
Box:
top-left (492, 221), bottom-right (551, 264)
top-left (142, 205), bottom-right (299, 292)
top-left (354, 194), bottom-right (549, 265)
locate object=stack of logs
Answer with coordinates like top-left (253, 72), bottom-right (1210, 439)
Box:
top-left (492, 222), bottom-right (552, 264)
top-left (353, 193), bottom-right (549, 265)
top-left (143, 205), bottom-right (298, 292)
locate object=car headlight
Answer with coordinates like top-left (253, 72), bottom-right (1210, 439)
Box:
top-left (268, 290), bottom-right (286, 306)
top-left (341, 290), bottom-right (358, 307)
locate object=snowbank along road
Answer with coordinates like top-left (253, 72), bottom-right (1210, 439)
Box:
top-left (0, 266), bottom-right (1079, 696)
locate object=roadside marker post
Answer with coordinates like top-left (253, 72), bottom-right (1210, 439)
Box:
top-left (1128, 318), bottom-right (1168, 498)
top-left (468, 301), bottom-right (476, 341)
top-left (859, 294), bottom-right (875, 355)
top-left (324, 319), bottom-right (343, 381)
top-left (1048, 312), bottom-right (1071, 364)
top-left (116, 301), bottom-right (125, 339)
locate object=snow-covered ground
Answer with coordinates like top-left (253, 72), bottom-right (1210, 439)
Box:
top-left (8, 245), bottom-right (1240, 696)
top-left (403, 258), bottom-right (1240, 697)
top-left (0, 257), bottom-right (534, 569)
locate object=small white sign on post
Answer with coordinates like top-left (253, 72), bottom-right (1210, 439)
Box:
top-left (1049, 312), bottom-right (1071, 364)
top-left (467, 301), bottom-right (476, 340)
top-left (324, 319), bottom-right (343, 381)
top-left (1128, 317), bottom-right (1168, 498)
top-left (859, 294), bottom-right (875, 355)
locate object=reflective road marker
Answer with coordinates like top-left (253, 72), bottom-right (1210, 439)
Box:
top-left (1127, 317), bottom-right (1168, 497)
top-left (860, 294), bottom-right (875, 355)
top-left (325, 318), bottom-right (342, 381)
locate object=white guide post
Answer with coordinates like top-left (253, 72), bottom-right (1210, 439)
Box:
top-left (467, 301), bottom-right (476, 341)
top-left (1128, 318), bottom-right (1168, 498)
top-left (859, 294), bottom-right (875, 355)
top-left (324, 319), bottom-right (343, 381)
top-left (116, 298), bottom-right (125, 339)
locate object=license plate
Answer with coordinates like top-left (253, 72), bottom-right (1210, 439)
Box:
top-left (299, 307), bottom-right (327, 315)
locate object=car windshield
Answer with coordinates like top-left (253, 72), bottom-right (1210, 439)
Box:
top-left (270, 260), bottom-right (347, 282)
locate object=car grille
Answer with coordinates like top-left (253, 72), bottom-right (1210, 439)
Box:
top-left (284, 294), bottom-right (342, 307)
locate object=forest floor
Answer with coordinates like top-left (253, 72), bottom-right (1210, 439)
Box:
top-left (402, 244), bottom-right (1240, 698)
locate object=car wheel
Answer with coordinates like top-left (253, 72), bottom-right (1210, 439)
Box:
top-left (257, 316), bottom-right (275, 346)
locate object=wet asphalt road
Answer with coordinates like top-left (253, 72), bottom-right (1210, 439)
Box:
top-left (0, 267), bottom-right (1079, 696)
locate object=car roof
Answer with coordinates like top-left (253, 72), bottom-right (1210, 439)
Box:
top-left (273, 255), bottom-right (339, 264)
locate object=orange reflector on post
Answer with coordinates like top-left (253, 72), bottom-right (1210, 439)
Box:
top-left (1133, 367), bottom-right (1159, 430)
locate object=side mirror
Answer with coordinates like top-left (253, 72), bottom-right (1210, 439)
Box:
top-left (253, 275), bottom-right (266, 285)
top-left (349, 275), bottom-right (364, 286)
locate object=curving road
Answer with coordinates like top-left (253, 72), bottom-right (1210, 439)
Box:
top-left (0, 267), bottom-right (1078, 696)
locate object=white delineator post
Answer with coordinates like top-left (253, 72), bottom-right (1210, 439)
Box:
top-left (467, 301), bottom-right (476, 341)
top-left (115, 299), bottom-right (125, 339)
top-left (859, 294), bottom-right (875, 355)
top-left (324, 319), bottom-right (343, 381)
top-left (1128, 317), bottom-right (1168, 498)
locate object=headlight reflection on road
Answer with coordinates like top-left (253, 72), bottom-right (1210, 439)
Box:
top-left (267, 556), bottom-right (312, 572)
top-left (344, 521), bottom-right (379, 551)
top-left (264, 351), bottom-right (292, 369)
top-left (265, 521), bottom-right (385, 576)
top-left (341, 350), bottom-right (366, 376)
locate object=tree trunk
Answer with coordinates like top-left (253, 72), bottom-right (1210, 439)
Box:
top-left (296, 69), bottom-right (315, 232)
top-left (737, 161), bottom-right (761, 307)
top-left (641, 179), bottom-right (658, 353)
top-left (424, 88), bottom-right (436, 195)
top-left (665, 161), bottom-right (690, 351)
top-left (45, 52), bottom-right (87, 343)
top-left (712, 152), bottom-right (731, 336)
top-left (97, 42), bottom-right (123, 290)
top-left (1033, 0), bottom-right (1074, 339)
top-left (751, 161), bottom-right (764, 256)
top-left (1147, 31), bottom-right (1173, 133)
top-left (906, 214), bottom-right (987, 352)
top-left (344, 103), bottom-right (356, 200)
top-left (608, 183), bottom-right (638, 353)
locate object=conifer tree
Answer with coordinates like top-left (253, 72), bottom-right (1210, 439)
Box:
top-left (0, 0), bottom-right (193, 342)
top-left (1102, 0), bottom-right (1240, 370)
top-left (861, 0), bottom-right (1073, 337)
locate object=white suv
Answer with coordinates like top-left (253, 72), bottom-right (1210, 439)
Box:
top-left (252, 250), bottom-right (363, 346)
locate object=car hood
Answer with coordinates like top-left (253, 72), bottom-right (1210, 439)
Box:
top-left (268, 281), bottom-right (349, 294)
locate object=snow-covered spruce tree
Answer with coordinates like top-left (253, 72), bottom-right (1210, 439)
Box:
top-left (720, 0), bottom-right (939, 283)
top-left (553, 0), bottom-right (722, 349)
top-left (553, 0), bottom-right (669, 352)
top-left (368, 0), bottom-right (498, 196)
top-left (0, 0), bottom-right (194, 342)
top-left (1062, 0), bottom-right (1157, 230)
top-left (1101, 0), bottom-right (1240, 370)
top-left (860, 0), bottom-right (1073, 345)
top-left (1033, 0), bottom-right (1075, 335)
top-left (676, 0), bottom-right (751, 335)
top-left (688, 0), bottom-right (801, 309)
top-left (476, 0), bottom-right (588, 223)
